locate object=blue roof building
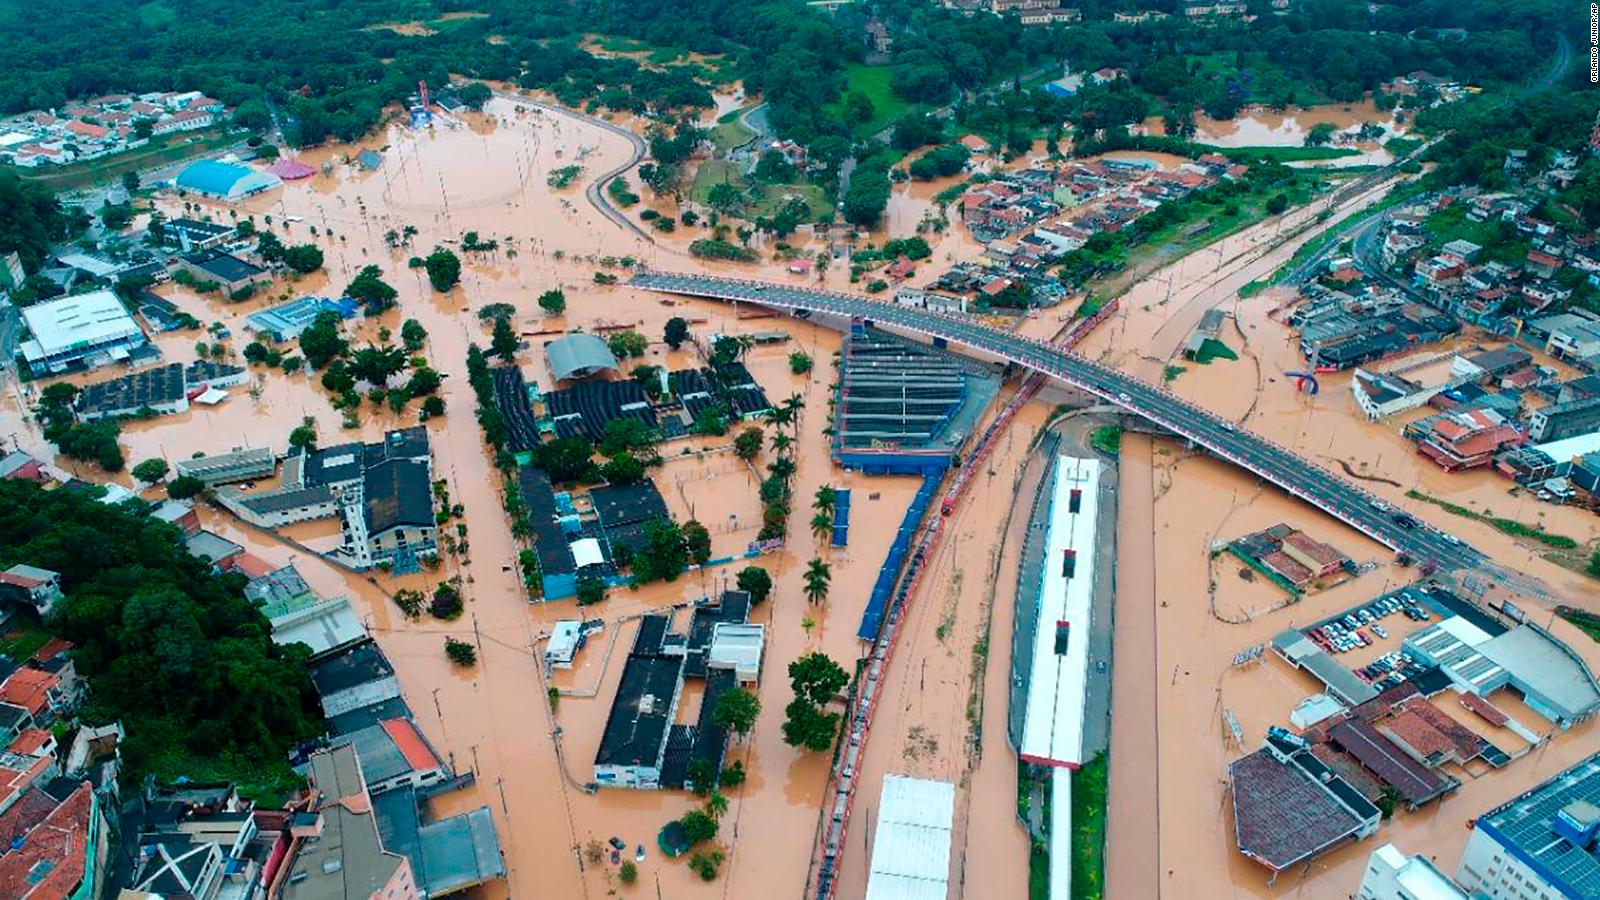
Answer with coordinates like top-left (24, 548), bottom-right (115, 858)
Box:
top-left (174, 160), bottom-right (281, 201)
top-left (1458, 752), bottom-right (1600, 899)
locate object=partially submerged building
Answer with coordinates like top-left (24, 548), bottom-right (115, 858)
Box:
top-left (864, 775), bottom-right (956, 900)
top-left (1229, 729), bottom-right (1382, 880)
top-left (594, 591), bottom-right (763, 789)
top-left (19, 289), bottom-right (148, 375)
top-left (1457, 751), bottom-right (1600, 900)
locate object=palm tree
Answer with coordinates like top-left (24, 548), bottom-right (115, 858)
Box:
top-left (811, 512), bottom-right (833, 542)
top-left (770, 431), bottom-right (794, 458)
top-left (768, 457), bottom-right (796, 485)
top-left (764, 405), bottom-right (794, 431)
top-left (706, 791), bottom-right (729, 820)
top-left (803, 557), bottom-right (831, 604)
top-left (782, 393), bottom-right (805, 430)
top-left (813, 485), bottom-right (837, 515)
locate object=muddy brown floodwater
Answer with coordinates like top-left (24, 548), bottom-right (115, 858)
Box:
top-left (6, 87), bottom-right (1594, 900)
top-left (2, 93), bottom-right (1074, 900)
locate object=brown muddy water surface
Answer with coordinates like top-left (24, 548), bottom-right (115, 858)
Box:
top-left (4, 90), bottom-right (1596, 900)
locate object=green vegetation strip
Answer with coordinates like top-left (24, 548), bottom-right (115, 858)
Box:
top-left (1558, 607), bottom-right (1600, 642)
top-left (1089, 425), bottom-right (1121, 457)
top-left (1071, 753), bottom-right (1109, 900)
top-left (1405, 490), bottom-right (1579, 549)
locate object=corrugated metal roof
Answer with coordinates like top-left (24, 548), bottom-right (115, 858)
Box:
top-left (545, 333), bottom-right (618, 381)
top-left (866, 776), bottom-right (954, 900)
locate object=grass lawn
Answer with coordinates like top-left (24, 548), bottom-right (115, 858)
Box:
top-left (1084, 170), bottom-right (1327, 300)
top-left (828, 64), bottom-right (914, 136)
top-left (0, 616), bottom-right (52, 662)
top-left (1424, 204), bottom-right (1531, 265)
top-left (711, 114), bottom-right (757, 153)
top-left (691, 159), bottom-right (829, 218)
top-left (1559, 606), bottom-right (1600, 642)
top-left (20, 129), bottom-right (238, 191)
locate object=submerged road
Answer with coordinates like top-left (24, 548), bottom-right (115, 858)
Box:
top-left (631, 271), bottom-right (1486, 572)
top-left (493, 90), bottom-right (652, 242)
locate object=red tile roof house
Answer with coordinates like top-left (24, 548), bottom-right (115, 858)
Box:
top-left (958, 134), bottom-right (991, 154)
top-left (0, 782), bottom-right (107, 900)
top-left (1419, 410), bottom-right (1525, 471)
top-left (1526, 249), bottom-right (1563, 279)
top-left (0, 668), bottom-right (63, 720)
top-left (63, 120), bottom-right (110, 142)
top-left (1279, 531), bottom-right (1349, 579)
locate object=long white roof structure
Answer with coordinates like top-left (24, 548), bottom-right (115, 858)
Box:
top-left (1019, 455), bottom-right (1099, 769)
top-left (865, 775), bottom-right (955, 900)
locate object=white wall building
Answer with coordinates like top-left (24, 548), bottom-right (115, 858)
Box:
top-left (1358, 843), bottom-right (1468, 899)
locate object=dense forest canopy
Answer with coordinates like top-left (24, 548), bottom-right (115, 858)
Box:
top-left (0, 480), bottom-right (323, 791)
top-left (0, 0), bottom-right (1574, 149)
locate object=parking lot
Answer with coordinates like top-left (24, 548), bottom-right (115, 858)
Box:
top-left (1301, 591), bottom-right (1443, 695)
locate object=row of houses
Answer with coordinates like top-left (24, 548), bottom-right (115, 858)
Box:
top-left (928, 155), bottom-right (1239, 309)
top-left (0, 90), bottom-right (225, 168)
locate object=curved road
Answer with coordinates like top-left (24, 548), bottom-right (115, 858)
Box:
top-left (493, 90), bottom-right (653, 242)
top-left (631, 271), bottom-right (1487, 572)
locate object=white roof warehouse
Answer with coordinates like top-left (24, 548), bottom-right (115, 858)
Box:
top-left (19, 290), bottom-right (147, 375)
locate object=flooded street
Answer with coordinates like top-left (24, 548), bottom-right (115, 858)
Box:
top-left (5, 80), bottom-right (1596, 900)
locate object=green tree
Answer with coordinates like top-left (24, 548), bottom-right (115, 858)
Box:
top-left (282, 243), bottom-right (324, 273)
top-left (732, 426), bottom-right (763, 461)
top-left (607, 330), bottom-right (647, 358)
top-left (686, 758), bottom-right (716, 796)
top-left (735, 566), bottom-right (772, 604)
top-left (788, 350), bottom-right (813, 374)
top-left (348, 344), bottom-right (408, 384)
top-left (445, 637), bottom-right (477, 666)
top-left (813, 485), bottom-right (837, 515)
top-left (458, 82), bottom-right (492, 110)
top-left (1305, 122), bottom-right (1337, 147)
top-left (600, 453), bottom-right (646, 486)
top-left (810, 512), bottom-right (833, 542)
top-left (802, 558), bottom-right (830, 603)
top-left (706, 181), bottom-right (743, 213)
top-left (632, 518), bottom-right (687, 582)
top-left (705, 790), bottom-right (729, 820)
top-left (491, 315), bottom-right (518, 359)
top-left (679, 809), bottom-right (718, 845)
top-left (664, 317), bottom-right (689, 349)
top-left (431, 581), bottom-right (464, 619)
top-left (781, 697), bottom-right (841, 752)
top-left (619, 861), bottom-right (638, 885)
top-left (576, 576), bottom-right (607, 605)
top-left (346, 265), bottom-right (399, 313)
top-left (131, 458), bottom-right (169, 484)
top-left (682, 519), bottom-right (711, 565)
top-left (712, 688), bottom-right (760, 737)
top-left (598, 418), bottom-right (655, 458)
top-left (166, 475), bottom-right (206, 499)
top-left (537, 288), bottom-right (566, 315)
top-left (425, 248), bottom-right (461, 291)
top-left (298, 311), bottom-right (347, 369)
top-left (789, 651), bottom-right (848, 706)
top-left (395, 317), bottom-right (422, 349)
top-left (533, 436), bottom-right (597, 483)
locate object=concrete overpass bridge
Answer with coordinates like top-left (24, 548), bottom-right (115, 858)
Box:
top-left (630, 271), bottom-right (1485, 572)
